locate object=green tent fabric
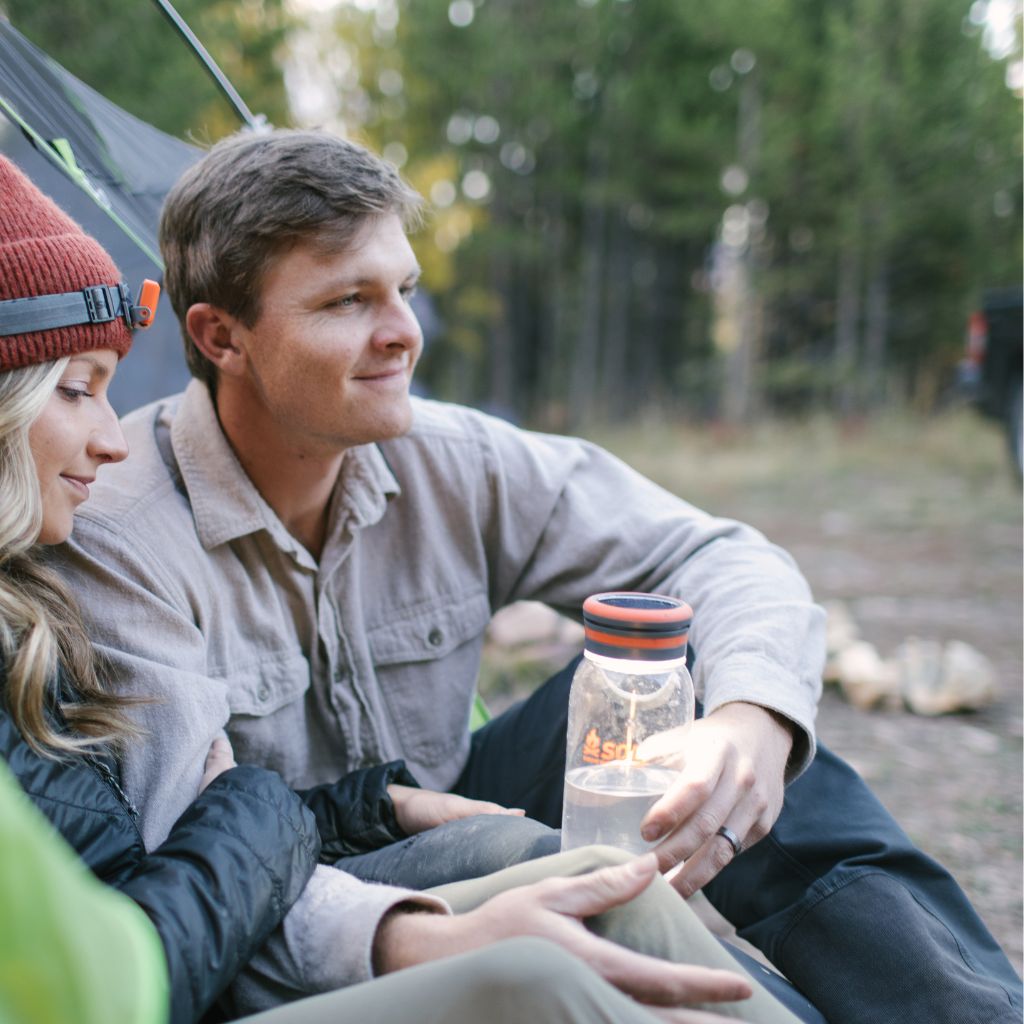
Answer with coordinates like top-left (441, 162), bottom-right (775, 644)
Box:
top-left (470, 692), bottom-right (492, 730)
top-left (0, 759), bottom-right (169, 1024)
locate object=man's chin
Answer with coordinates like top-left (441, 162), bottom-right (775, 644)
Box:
top-left (362, 403), bottom-right (414, 444)
top-left (384, 410), bottom-right (415, 440)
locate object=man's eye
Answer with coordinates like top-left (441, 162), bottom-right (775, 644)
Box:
top-left (401, 285), bottom-right (418, 302)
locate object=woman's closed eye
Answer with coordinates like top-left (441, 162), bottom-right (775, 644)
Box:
top-left (57, 385), bottom-right (93, 403)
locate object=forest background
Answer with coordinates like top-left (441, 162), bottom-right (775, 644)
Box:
top-left (4, 0), bottom-right (1021, 430)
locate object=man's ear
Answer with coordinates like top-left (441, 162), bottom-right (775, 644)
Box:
top-left (186, 303), bottom-right (248, 376)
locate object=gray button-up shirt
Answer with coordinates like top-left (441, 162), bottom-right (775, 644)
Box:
top-left (55, 379), bottom-right (825, 1005)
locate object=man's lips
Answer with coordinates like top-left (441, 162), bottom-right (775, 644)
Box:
top-left (354, 365), bottom-right (408, 382)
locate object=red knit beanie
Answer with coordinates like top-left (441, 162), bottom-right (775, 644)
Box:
top-left (0, 156), bottom-right (133, 371)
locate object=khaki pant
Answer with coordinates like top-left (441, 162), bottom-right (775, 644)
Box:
top-left (241, 847), bottom-right (801, 1024)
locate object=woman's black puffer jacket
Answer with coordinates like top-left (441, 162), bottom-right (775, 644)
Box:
top-left (0, 672), bottom-right (320, 1024)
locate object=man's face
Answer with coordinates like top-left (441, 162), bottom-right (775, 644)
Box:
top-left (228, 213), bottom-right (423, 455)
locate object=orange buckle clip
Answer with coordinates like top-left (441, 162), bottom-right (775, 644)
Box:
top-left (134, 279), bottom-right (160, 328)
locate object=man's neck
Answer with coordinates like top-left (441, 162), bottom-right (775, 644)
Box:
top-left (214, 389), bottom-right (344, 561)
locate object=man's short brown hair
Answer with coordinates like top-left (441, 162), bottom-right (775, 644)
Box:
top-left (159, 128), bottom-right (423, 392)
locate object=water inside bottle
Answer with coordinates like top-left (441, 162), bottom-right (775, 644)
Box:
top-left (561, 761), bottom-right (678, 853)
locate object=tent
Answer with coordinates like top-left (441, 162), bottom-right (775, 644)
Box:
top-left (0, 16), bottom-right (200, 412)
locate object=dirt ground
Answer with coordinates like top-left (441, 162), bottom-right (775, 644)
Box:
top-left (480, 408), bottom-right (1023, 974)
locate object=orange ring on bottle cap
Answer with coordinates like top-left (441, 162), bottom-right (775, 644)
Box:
top-left (581, 593), bottom-right (692, 661)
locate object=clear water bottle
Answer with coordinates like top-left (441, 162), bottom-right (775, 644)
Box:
top-left (561, 592), bottom-right (694, 854)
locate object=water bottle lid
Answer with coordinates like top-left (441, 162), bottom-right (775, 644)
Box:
top-left (582, 592), bottom-right (692, 662)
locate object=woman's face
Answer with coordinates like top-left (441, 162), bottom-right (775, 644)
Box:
top-left (28, 350), bottom-right (128, 545)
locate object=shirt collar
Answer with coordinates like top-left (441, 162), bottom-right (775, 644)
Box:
top-left (170, 379), bottom-right (401, 556)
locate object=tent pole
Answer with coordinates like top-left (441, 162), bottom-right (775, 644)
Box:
top-left (148, 0), bottom-right (266, 131)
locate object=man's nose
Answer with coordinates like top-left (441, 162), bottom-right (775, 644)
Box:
top-left (373, 293), bottom-right (423, 350)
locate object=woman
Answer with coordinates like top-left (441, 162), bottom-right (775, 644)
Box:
top-left (0, 154), bottom-right (804, 1024)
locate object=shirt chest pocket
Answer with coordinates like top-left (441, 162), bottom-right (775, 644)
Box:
top-left (367, 590), bottom-right (491, 772)
top-left (222, 653), bottom-right (312, 779)
top-left (225, 653), bottom-right (312, 717)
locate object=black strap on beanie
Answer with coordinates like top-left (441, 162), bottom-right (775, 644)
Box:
top-left (0, 280), bottom-right (158, 338)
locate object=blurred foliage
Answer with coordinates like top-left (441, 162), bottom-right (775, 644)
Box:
top-left (3, 0), bottom-right (1018, 426)
top-left (328, 0), bottom-right (1023, 425)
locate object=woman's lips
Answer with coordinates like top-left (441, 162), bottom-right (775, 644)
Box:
top-left (61, 475), bottom-right (92, 499)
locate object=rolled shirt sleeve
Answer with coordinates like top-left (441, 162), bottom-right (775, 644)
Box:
top-left (225, 865), bottom-right (449, 1015)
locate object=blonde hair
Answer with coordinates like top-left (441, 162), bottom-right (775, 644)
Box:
top-left (0, 360), bottom-right (140, 756)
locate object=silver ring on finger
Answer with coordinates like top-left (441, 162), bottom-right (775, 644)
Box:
top-left (716, 825), bottom-right (744, 857)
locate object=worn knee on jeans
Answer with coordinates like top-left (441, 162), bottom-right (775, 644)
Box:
top-left (445, 814), bottom-right (561, 874)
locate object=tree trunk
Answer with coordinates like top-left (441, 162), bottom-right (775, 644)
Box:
top-left (537, 172), bottom-right (570, 429)
top-left (568, 139), bottom-right (609, 431)
top-left (599, 210), bottom-right (630, 421)
top-left (834, 242), bottom-right (862, 415)
top-left (863, 255), bottom-right (889, 408)
top-left (488, 233), bottom-right (515, 416)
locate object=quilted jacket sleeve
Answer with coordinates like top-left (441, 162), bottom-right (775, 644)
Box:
top-left (109, 765), bottom-right (320, 1024)
top-left (296, 759), bottom-right (419, 861)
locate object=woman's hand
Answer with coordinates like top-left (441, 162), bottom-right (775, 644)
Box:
top-left (198, 735), bottom-right (236, 793)
top-left (373, 854), bottom-right (752, 1019)
top-left (387, 784), bottom-right (524, 835)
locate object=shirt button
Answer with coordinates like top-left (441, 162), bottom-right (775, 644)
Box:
top-left (427, 627), bottom-right (444, 647)
top-left (257, 685), bottom-right (270, 702)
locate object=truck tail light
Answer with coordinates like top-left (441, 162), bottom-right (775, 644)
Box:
top-left (965, 310), bottom-right (989, 367)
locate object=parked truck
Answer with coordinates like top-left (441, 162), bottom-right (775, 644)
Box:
top-left (958, 287), bottom-right (1023, 479)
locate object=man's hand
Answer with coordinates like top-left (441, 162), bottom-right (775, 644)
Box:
top-left (387, 784), bottom-right (525, 835)
top-left (198, 735), bottom-right (236, 793)
top-left (374, 854), bottom-right (751, 1020)
top-left (637, 702), bottom-right (794, 897)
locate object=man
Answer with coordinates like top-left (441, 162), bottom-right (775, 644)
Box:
top-left (56, 128), bottom-right (1021, 1023)
top-left (0, 148), bottom-right (792, 1024)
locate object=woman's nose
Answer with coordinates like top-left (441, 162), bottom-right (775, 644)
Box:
top-left (88, 400), bottom-right (129, 464)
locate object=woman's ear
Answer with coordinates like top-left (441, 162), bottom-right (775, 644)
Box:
top-left (186, 303), bottom-right (247, 376)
